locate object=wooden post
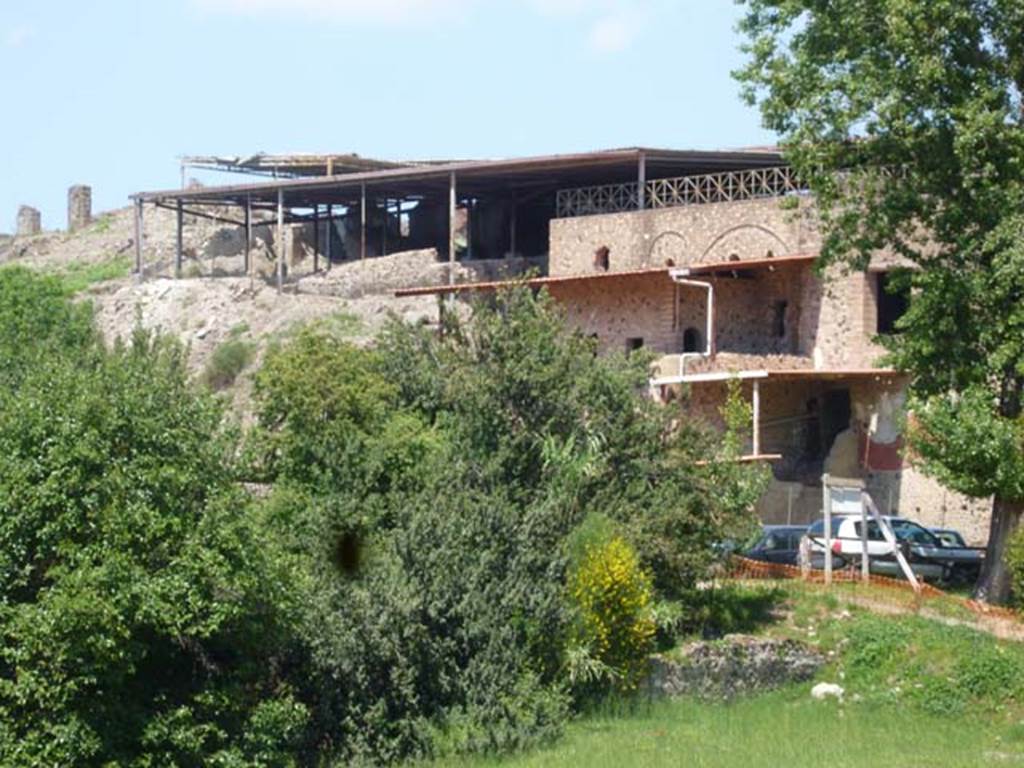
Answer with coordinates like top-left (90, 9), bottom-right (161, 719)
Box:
top-left (466, 198), bottom-right (473, 261)
top-left (313, 206), bottom-right (320, 273)
top-left (174, 199), bottom-right (183, 279)
top-left (752, 379), bottom-right (761, 456)
top-left (360, 183), bottom-right (367, 261)
top-left (638, 150), bottom-right (647, 211)
top-left (134, 200), bottom-right (144, 277)
top-left (244, 195), bottom-right (252, 278)
top-left (276, 188), bottom-right (284, 294)
top-left (325, 203), bottom-right (332, 270)
top-left (448, 172), bottom-right (456, 285)
top-left (382, 198), bottom-right (388, 257)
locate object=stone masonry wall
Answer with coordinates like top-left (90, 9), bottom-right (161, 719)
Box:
top-left (548, 196), bottom-right (820, 275)
top-left (548, 273), bottom-right (680, 355)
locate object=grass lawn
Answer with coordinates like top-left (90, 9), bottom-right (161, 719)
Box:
top-left (435, 579), bottom-right (1024, 767)
top-left (439, 687), bottom-right (1018, 768)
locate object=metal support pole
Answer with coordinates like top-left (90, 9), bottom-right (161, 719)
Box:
top-left (313, 206), bottom-right (320, 273)
top-left (360, 183), bottom-right (367, 261)
top-left (448, 172), bottom-right (456, 285)
top-left (175, 199), bottom-right (183, 279)
top-left (134, 200), bottom-right (144, 277)
top-left (509, 200), bottom-right (517, 259)
top-left (823, 474), bottom-right (833, 586)
top-left (752, 379), bottom-right (761, 456)
top-left (861, 495), bottom-right (870, 583)
top-left (276, 188), bottom-right (284, 294)
top-left (382, 198), bottom-right (388, 257)
top-left (244, 195), bottom-right (252, 278)
top-left (638, 150), bottom-right (647, 211)
top-left (325, 204), bottom-right (332, 270)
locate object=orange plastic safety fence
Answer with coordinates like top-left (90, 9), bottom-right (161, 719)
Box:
top-left (727, 555), bottom-right (1019, 621)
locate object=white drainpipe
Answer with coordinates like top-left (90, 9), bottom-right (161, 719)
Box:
top-left (668, 271), bottom-right (714, 377)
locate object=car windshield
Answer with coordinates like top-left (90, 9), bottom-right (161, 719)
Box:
top-left (935, 531), bottom-right (966, 547)
top-left (890, 520), bottom-right (939, 546)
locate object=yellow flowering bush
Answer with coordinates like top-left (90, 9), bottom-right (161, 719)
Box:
top-left (569, 535), bottom-right (656, 691)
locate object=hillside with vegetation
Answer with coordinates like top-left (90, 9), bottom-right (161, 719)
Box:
top-left (0, 265), bottom-right (767, 765)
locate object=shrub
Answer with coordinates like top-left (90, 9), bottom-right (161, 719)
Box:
top-left (202, 336), bottom-right (255, 390)
top-left (0, 266), bottom-right (95, 387)
top-left (57, 255), bottom-right (132, 293)
top-left (568, 532), bottom-right (656, 693)
top-left (0, 327), bottom-right (303, 766)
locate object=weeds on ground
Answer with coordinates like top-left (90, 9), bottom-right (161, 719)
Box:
top-left (58, 255), bottom-right (132, 293)
top-left (201, 336), bottom-right (256, 390)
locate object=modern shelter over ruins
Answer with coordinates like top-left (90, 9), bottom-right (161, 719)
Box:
top-left (132, 147), bottom-right (990, 543)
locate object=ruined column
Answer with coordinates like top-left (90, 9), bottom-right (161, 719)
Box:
top-left (67, 185), bottom-right (92, 232)
top-left (16, 205), bottom-right (41, 237)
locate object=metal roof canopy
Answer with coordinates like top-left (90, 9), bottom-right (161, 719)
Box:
top-left (136, 147), bottom-right (786, 208)
top-left (180, 153), bottom-right (415, 178)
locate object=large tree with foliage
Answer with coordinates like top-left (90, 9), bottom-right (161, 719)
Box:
top-left (248, 288), bottom-right (762, 762)
top-left (735, 0), bottom-right (1024, 602)
top-left (0, 269), bottom-right (305, 766)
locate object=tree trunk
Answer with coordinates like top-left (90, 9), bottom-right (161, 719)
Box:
top-left (974, 496), bottom-right (1024, 604)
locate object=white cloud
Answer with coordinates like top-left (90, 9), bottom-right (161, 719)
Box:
top-left (4, 24), bottom-right (35, 48)
top-left (191, 0), bottom-right (470, 24)
top-left (586, 11), bottom-right (642, 54)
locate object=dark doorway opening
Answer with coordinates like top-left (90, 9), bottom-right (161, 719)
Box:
top-left (821, 388), bottom-right (852, 453)
top-left (683, 327), bottom-right (702, 353)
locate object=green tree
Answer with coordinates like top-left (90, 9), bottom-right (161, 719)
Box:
top-left (250, 288), bottom-right (761, 762)
top-left (735, 0), bottom-right (1024, 602)
top-left (0, 318), bottom-right (304, 765)
top-left (0, 265), bottom-right (95, 387)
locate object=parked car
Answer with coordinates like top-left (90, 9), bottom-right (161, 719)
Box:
top-left (743, 525), bottom-right (808, 566)
top-left (805, 515), bottom-right (983, 584)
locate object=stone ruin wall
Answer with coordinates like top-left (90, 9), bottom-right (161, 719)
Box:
top-left (548, 199), bottom-right (887, 370)
top-left (548, 196), bottom-right (821, 275)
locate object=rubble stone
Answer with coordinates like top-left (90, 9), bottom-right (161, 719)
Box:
top-left (646, 635), bottom-right (824, 700)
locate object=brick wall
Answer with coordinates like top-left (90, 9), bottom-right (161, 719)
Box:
top-left (547, 273), bottom-right (680, 355)
top-left (548, 197), bottom-right (820, 275)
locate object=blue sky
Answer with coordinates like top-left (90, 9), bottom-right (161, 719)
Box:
top-left (0, 1), bottom-right (775, 233)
